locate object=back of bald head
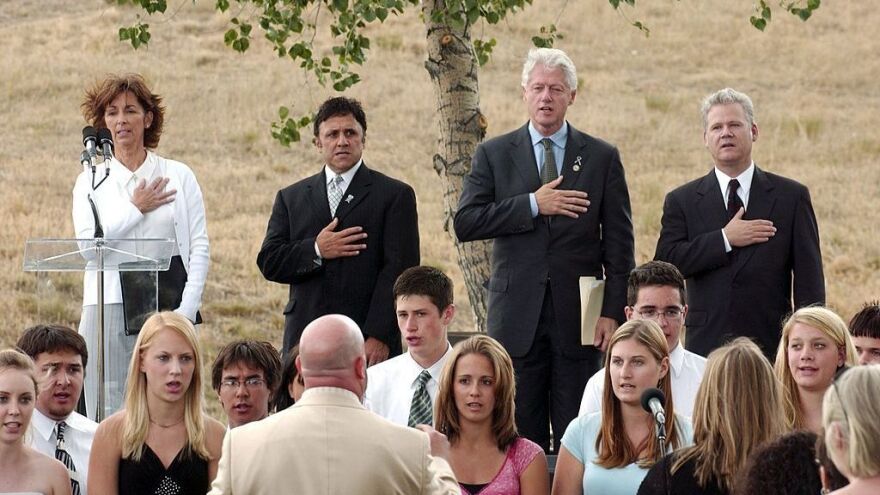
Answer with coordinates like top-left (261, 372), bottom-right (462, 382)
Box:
top-left (298, 315), bottom-right (366, 393)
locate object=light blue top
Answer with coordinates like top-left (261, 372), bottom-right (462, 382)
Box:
top-left (561, 412), bottom-right (694, 495)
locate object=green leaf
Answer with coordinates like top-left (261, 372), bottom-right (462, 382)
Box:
top-left (609, 0), bottom-right (620, 8)
top-left (761, 6), bottom-right (771, 20)
top-left (240, 23), bottom-right (252, 36)
top-left (632, 21), bottom-right (649, 37)
top-left (808, 0), bottom-right (820, 10)
top-left (750, 16), bottom-right (767, 31)
top-left (215, 0), bottom-right (229, 12)
top-left (332, 0), bottom-right (348, 12)
top-left (376, 7), bottom-right (388, 21)
top-left (279, 106), bottom-right (289, 120)
top-left (224, 29), bottom-right (238, 45)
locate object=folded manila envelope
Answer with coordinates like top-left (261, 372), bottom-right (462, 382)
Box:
top-left (580, 276), bottom-right (605, 346)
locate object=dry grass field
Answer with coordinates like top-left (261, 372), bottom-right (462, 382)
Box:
top-left (2, 0), bottom-right (877, 417)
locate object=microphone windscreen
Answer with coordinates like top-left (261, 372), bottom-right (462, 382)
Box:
top-left (82, 126), bottom-right (97, 144)
top-left (640, 387), bottom-right (666, 413)
top-left (97, 127), bottom-right (113, 144)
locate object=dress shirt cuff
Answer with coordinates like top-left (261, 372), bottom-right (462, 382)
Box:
top-left (313, 241), bottom-right (323, 265)
top-left (529, 193), bottom-right (538, 217)
top-left (721, 229), bottom-right (732, 252)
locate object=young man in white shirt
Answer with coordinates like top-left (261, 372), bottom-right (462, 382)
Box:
top-left (579, 261), bottom-right (707, 418)
top-left (365, 266), bottom-right (456, 426)
top-left (17, 324), bottom-right (98, 495)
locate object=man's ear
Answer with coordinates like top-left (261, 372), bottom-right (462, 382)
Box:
top-left (441, 304), bottom-right (456, 325)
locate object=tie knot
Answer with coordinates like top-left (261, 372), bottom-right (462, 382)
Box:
top-left (729, 179), bottom-right (740, 194)
top-left (332, 175), bottom-right (344, 187)
top-left (541, 138), bottom-right (553, 151)
top-left (416, 370), bottom-right (431, 387)
top-left (56, 421), bottom-right (67, 442)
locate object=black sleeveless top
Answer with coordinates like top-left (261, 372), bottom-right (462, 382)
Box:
top-left (118, 444), bottom-right (209, 495)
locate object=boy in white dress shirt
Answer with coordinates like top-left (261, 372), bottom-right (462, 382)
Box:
top-left (365, 266), bottom-right (456, 426)
top-left (579, 261), bottom-right (707, 418)
top-left (18, 324), bottom-right (98, 495)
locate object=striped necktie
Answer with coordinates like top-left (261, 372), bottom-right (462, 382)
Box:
top-left (407, 370), bottom-right (433, 427)
top-left (55, 421), bottom-right (82, 495)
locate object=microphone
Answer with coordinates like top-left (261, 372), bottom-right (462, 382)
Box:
top-left (80, 150), bottom-right (92, 169)
top-left (97, 128), bottom-right (114, 162)
top-left (640, 387), bottom-right (666, 425)
top-left (82, 126), bottom-right (98, 161)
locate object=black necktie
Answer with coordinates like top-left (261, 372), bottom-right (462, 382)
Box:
top-left (540, 138), bottom-right (558, 184)
top-left (727, 179), bottom-right (744, 219)
top-left (56, 421), bottom-right (82, 495)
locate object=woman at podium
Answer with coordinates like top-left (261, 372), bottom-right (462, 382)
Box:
top-left (72, 73), bottom-right (209, 420)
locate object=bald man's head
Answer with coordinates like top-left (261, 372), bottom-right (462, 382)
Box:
top-left (296, 314), bottom-right (367, 397)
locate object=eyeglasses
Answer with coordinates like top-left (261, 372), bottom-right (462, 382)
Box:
top-left (634, 307), bottom-right (683, 321)
top-left (220, 377), bottom-right (266, 391)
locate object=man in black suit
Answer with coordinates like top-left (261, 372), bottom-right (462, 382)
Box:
top-left (655, 87), bottom-right (824, 358)
top-left (454, 48), bottom-right (635, 451)
top-left (257, 97), bottom-right (420, 364)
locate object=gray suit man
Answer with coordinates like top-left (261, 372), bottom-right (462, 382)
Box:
top-left (208, 314), bottom-right (459, 495)
top-left (454, 48), bottom-right (635, 451)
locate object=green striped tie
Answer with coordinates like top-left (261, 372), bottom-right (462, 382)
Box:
top-left (407, 370), bottom-right (433, 427)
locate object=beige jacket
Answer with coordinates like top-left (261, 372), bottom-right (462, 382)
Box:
top-left (208, 387), bottom-right (459, 495)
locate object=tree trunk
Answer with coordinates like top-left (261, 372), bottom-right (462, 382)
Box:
top-left (422, 0), bottom-right (492, 332)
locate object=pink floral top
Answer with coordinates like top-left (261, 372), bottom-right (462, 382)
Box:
top-left (459, 437), bottom-right (544, 495)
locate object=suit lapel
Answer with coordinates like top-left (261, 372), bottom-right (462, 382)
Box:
top-left (731, 166), bottom-right (777, 276)
top-left (695, 170), bottom-right (728, 230)
top-left (307, 169), bottom-right (332, 224)
top-left (559, 124), bottom-right (589, 191)
top-left (510, 124), bottom-right (542, 193)
top-left (333, 163), bottom-right (372, 222)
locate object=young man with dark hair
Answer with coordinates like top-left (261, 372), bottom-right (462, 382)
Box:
top-left (849, 301), bottom-right (880, 365)
top-left (17, 324), bottom-right (98, 495)
top-left (257, 96), bottom-right (420, 365)
top-left (365, 266), bottom-right (455, 426)
top-left (212, 340), bottom-right (282, 428)
top-left (579, 261), bottom-right (707, 417)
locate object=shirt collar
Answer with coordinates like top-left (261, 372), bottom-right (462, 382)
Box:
top-left (403, 343), bottom-right (453, 386)
top-left (111, 150), bottom-right (157, 186)
top-left (528, 121), bottom-right (568, 149)
top-left (324, 159), bottom-right (363, 186)
top-left (714, 161), bottom-right (755, 194)
top-left (31, 408), bottom-right (70, 441)
top-left (669, 342), bottom-right (685, 377)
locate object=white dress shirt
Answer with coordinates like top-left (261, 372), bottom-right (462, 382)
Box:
top-left (72, 151), bottom-right (210, 322)
top-left (364, 344), bottom-right (453, 426)
top-left (715, 162), bottom-right (755, 252)
top-left (28, 408), bottom-right (98, 495)
top-left (578, 343), bottom-right (707, 418)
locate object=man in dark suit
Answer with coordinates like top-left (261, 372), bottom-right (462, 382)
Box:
top-left (655, 87), bottom-right (824, 358)
top-left (454, 48), bottom-right (635, 452)
top-left (257, 97), bottom-right (420, 364)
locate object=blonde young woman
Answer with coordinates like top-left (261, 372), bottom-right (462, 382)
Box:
top-left (434, 335), bottom-right (549, 495)
top-left (0, 349), bottom-right (71, 495)
top-left (774, 307), bottom-right (857, 433)
top-left (822, 365), bottom-right (880, 495)
top-left (553, 320), bottom-right (692, 495)
top-left (638, 337), bottom-right (786, 495)
top-left (88, 312), bottom-right (224, 494)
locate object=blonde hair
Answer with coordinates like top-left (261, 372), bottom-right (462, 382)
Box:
top-left (822, 365), bottom-right (880, 478)
top-left (0, 348), bottom-right (38, 395)
top-left (434, 335), bottom-right (518, 451)
top-left (672, 338), bottom-right (786, 492)
top-left (122, 312), bottom-right (209, 461)
top-left (596, 320), bottom-right (682, 468)
top-left (774, 307), bottom-right (857, 430)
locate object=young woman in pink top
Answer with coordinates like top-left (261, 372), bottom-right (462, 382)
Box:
top-left (435, 335), bottom-right (549, 495)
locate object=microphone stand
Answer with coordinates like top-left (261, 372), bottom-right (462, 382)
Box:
top-left (84, 149), bottom-right (110, 421)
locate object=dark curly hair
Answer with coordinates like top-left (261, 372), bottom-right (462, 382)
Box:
top-left (735, 430), bottom-right (821, 495)
top-left (312, 96), bottom-right (367, 137)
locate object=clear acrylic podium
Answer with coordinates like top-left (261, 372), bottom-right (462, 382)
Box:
top-left (23, 238), bottom-right (174, 421)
